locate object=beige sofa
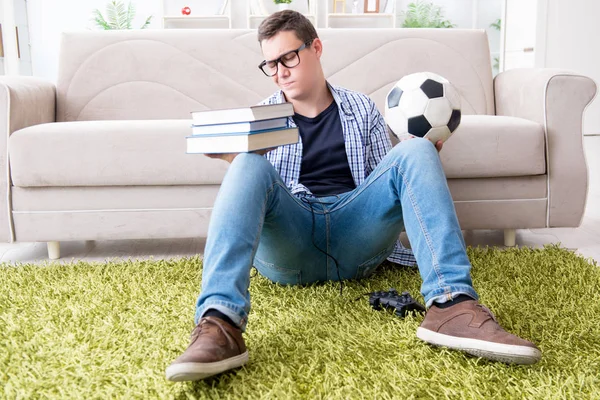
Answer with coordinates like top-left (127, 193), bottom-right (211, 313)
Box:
top-left (0, 28), bottom-right (596, 259)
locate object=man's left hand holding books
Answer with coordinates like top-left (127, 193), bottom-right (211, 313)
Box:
top-left (206, 148), bottom-right (275, 164)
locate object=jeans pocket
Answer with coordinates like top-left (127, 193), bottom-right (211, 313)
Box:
top-left (253, 257), bottom-right (302, 285)
top-left (355, 243), bottom-right (395, 279)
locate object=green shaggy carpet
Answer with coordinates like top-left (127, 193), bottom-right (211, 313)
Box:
top-left (1, 245), bottom-right (599, 399)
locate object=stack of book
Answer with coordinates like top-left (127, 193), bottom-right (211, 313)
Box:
top-left (186, 103), bottom-right (298, 154)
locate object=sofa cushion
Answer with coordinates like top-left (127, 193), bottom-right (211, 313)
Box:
top-left (9, 120), bottom-right (229, 187)
top-left (9, 115), bottom-right (545, 188)
top-left (439, 115), bottom-right (546, 178)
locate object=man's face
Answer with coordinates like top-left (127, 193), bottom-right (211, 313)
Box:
top-left (260, 30), bottom-right (321, 101)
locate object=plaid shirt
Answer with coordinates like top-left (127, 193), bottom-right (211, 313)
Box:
top-left (260, 83), bottom-right (417, 267)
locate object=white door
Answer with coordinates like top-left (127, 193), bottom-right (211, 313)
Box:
top-left (501, 0), bottom-right (538, 71)
top-left (14, 0), bottom-right (32, 75)
top-left (0, 0), bottom-right (32, 75)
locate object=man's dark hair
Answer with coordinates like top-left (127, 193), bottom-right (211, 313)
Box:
top-left (257, 10), bottom-right (318, 45)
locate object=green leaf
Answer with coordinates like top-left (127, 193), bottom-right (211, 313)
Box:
top-left (116, 1), bottom-right (128, 29)
top-left (490, 18), bottom-right (502, 31)
top-left (91, 9), bottom-right (112, 30)
top-left (126, 2), bottom-right (136, 29)
top-left (140, 15), bottom-right (153, 29)
top-left (106, 1), bottom-right (118, 29)
top-left (90, 0), bottom-right (153, 30)
top-left (401, 0), bottom-right (455, 28)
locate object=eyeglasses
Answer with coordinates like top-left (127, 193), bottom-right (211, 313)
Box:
top-left (258, 41), bottom-right (313, 77)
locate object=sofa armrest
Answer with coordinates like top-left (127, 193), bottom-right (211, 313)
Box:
top-left (1, 76), bottom-right (56, 134)
top-left (0, 76), bottom-right (56, 242)
top-left (494, 68), bottom-right (597, 228)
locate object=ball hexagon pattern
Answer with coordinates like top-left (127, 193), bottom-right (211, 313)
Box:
top-left (385, 72), bottom-right (462, 144)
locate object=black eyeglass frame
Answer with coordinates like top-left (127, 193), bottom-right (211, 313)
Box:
top-left (258, 40), bottom-right (314, 77)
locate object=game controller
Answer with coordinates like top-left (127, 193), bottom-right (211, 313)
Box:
top-left (368, 288), bottom-right (426, 318)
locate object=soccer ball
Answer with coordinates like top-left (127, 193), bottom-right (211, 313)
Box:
top-left (384, 72), bottom-right (462, 144)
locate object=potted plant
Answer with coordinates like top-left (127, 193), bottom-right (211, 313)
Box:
top-left (273, 0), bottom-right (293, 11)
top-left (401, 1), bottom-right (455, 28)
top-left (92, 0), bottom-right (152, 30)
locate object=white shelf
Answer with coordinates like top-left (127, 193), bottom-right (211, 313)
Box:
top-left (163, 15), bottom-right (231, 29)
top-left (248, 14), bottom-right (316, 29)
top-left (161, 0), bottom-right (231, 28)
top-left (327, 13), bottom-right (395, 28)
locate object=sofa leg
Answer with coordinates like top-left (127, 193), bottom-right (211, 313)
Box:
top-left (47, 241), bottom-right (60, 260)
top-left (504, 229), bottom-right (516, 247)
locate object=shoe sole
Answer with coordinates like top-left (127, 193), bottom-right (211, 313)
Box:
top-left (416, 328), bottom-right (541, 365)
top-left (165, 351), bottom-right (249, 382)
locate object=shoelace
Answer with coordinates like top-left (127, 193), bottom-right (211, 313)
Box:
top-left (190, 318), bottom-right (227, 342)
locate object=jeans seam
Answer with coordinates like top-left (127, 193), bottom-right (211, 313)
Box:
top-left (196, 300), bottom-right (248, 327)
top-left (398, 164), bottom-right (447, 290)
top-left (200, 299), bottom-right (245, 313)
top-left (254, 256), bottom-right (302, 274)
top-left (254, 181), bottom-right (274, 257)
top-left (425, 287), bottom-right (479, 308)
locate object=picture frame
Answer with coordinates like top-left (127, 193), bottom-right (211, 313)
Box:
top-left (364, 0), bottom-right (379, 13)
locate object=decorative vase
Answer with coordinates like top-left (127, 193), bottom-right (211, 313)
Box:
top-left (277, 3), bottom-right (290, 11)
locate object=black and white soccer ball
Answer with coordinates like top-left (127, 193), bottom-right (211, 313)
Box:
top-left (385, 72), bottom-right (461, 144)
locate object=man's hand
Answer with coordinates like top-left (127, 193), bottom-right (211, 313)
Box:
top-left (206, 153), bottom-right (239, 163)
top-left (400, 135), bottom-right (444, 153)
top-left (205, 148), bottom-right (274, 164)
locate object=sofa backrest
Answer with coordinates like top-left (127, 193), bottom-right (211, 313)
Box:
top-left (56, 28), bottom-right (494, 122)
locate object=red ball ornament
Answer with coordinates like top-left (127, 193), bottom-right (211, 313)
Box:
top-left (181, 6), bottom-right (191, 15)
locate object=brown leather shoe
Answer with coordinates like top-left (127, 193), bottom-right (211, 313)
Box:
top-left (417, 300), bottom-right (541, 364)
top-left (166, 316), bottom-right (248, 381)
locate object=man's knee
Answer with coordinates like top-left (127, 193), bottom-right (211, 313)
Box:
top-left (393, 137), bottom-right (435, 153)
top-left (222, 153), bottom-right (281, 190)
top-left (230, 152), bottom-right (273, 171)
top-left (226, 153), bottom-right (278, 180)
top-left (388, 138), bottom-right (438, 164)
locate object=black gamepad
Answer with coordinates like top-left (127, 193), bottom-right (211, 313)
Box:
top-left (368, 288), bottom-right (426, 318)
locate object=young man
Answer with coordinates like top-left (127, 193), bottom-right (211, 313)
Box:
top-left (166, 10), bottom-right (541, 382)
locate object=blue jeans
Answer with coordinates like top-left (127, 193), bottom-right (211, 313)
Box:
top-left (195, 138), bottom-right (478, 331)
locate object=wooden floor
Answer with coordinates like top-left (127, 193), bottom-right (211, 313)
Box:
top-left (1, 137), bottom-right (599, 266)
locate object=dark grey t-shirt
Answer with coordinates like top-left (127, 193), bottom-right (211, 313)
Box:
top-left (293, 101), bottom-right (356, 196)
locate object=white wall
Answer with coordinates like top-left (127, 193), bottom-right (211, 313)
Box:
top-left (396, 0), bottom-right (503, 74)
top-left (541, 0), bottom-right (600, 134)
top-left (27, 0), bottom-right (163, 82)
